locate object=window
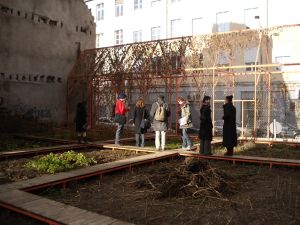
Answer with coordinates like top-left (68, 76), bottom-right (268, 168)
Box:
top-left (275, 56), bottom-right (291, 71)
top-left (133, 30), bottom-right (142, 43)
top-left (171, 54), bottom-right (182, 71)
top-left (96, 33), bottom-right (103, 48)
top-left (114, 29), bottom-right (123, 45)
top-left (134, 0), bottom-right (142, 10)
top-left (171, 19), bottom-right (181, 38)
top-left (96, 3), bottom-right (104, 21)
top-left (245, 47), bottom-right (259, 71)
top-left (216, 11), bottom-right (230, 32)
top-left (192, 18), bottom-right (203, 35)
top-left (115, 0), bottom-right (123, 17)
top-left (151, 57), bottom-right (162, 75)
top-left (151, 26), bottom-right (161, 40)
top-left (245, 62), bottom-right (258, 71)
top-left (218, 51), bottom-right (230, 65)
top-left (151, 0), bottom-right (160, 7)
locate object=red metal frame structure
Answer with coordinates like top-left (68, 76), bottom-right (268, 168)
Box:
top-left (66, 24), bottom-right (300, 143)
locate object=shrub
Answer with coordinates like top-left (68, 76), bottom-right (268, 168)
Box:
top-left (26, 151), bottom-right (96, 174)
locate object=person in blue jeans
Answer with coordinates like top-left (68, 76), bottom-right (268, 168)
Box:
top-left (178, 96), bottom-right (193, 150)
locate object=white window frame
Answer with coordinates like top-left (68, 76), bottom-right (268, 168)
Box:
top-left (151, 26), bottom-right (161, 41)
top-left (96, 33), bottom-right (103, 48)
top-left (114, 29), bottom-right (123, 45)
top-left (275, 56), bottom-right (291, 71)
top-left (96, 3), bottom-right (104, 21)
top-left (170, 19), bottom-right (181, 38)
top-left (133, 30), bottom-right (142, 43)
top-left (216, 11), bottom-right (230, 32)
top-left (115, 2), bottom-right (123, 17)
top-left (151, 0), bottom-right (161, 7)
top-left (192, 17), bottom-right (203, 35)
top-left (134, 0), bottom-right (142, 10)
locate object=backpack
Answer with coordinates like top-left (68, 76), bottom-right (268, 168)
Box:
top-left (154, 102), bottom-right (166, 122)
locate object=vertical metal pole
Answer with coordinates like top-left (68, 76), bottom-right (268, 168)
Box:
top-left (254, 32), bottom-right (263, 137)
top-left (166, 0), bottom-right (168, 39)
top-left (212, 67), bottom-right (215, 135)
top-left (175, 77), bottom-right (179, 134)
top-left (242, 101), bottom-right (244, 137)
top-left (267, 72), bottom-right (271, 138)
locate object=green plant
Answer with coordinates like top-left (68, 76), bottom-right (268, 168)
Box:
top-left (26, 151), bottom-right (96, 174)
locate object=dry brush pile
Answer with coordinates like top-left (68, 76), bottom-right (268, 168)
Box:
top-left (131, 158), bottom-right (240, 200)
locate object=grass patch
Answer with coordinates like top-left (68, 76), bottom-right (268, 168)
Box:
top-left (26, 151), bottom-right (96, 174)
top-left (145, 138), bottom-right (182, 150)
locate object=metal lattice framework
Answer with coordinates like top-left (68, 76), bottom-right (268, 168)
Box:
top-left (67, 24), bottom-right (300, 141)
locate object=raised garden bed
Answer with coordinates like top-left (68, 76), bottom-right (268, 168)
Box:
top-left (38, 158), bottom-right (300, 225)
top-left (0, 149), bottom-right (147, 185)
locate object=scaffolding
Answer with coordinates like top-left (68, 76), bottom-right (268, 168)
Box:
top-left (67, 24), bottom-right (300, 143)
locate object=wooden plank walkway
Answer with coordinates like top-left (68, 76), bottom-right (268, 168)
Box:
top-left (0, 150), bottom-right (177, 224)
top-left (1, 137), bottom-right (300, 224)
top-left (0, 190), bottom-right (132, 225)
top-left (180, 151), bottom-right (300, 167)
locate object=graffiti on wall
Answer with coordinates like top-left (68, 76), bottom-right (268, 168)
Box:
top-left (12, 104), bottom-right (51, 120)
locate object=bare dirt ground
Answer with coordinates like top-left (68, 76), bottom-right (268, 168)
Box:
top-left (0, 134), bottom-right (59, 152)
top-left (213, 142), bottom-right (300, 160)
top-left (0, 150), bottom-right (146, 185)
top-left (38, 158), bottom-right (300, 225)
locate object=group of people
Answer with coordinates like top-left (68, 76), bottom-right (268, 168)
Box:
top-left (112, 93), bottom-right (237, 156)
top-left (199, 95), bottom-right (237, 156)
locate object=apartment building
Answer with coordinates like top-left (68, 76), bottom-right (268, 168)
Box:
top-left (84, 0), bottom-right (300, 130)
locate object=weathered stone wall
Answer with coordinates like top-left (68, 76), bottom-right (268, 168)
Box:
top-left (0, 0), bottom-right (95, 125)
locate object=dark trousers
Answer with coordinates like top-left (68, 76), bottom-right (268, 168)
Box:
top-left (200, 140), bottom-right (211, 155)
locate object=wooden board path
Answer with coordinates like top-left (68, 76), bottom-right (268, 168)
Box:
top-left (1, 138), bottom-right (300, 224)
top-left (0, 150), bottom-right (177, 224)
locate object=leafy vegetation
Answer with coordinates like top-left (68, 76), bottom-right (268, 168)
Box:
top-left (26, 151), bottom-right (96, 174)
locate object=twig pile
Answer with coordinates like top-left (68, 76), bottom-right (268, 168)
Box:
top-left (132, 158), bottom-right (237, 199)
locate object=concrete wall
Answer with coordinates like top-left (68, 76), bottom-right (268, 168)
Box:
top-left (0, 0), bottom-right (95, 124)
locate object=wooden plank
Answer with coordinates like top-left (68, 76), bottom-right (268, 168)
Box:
top-left (0, 190), bottom-right (41, 205)
top-left (0, 190), bottom-right (131, 225)
top-left (232, 155), bottom-right (300, 163)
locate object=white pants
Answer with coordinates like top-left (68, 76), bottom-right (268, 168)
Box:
top-left (155, 131), bottom-right (166, 150)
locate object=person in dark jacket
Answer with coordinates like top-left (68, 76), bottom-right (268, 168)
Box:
top-left (150, 95), bottom-right (170, 151)
top-left (75, 102), bottom-right (87, 144)
top-left (133, 98), bottom-right (149, 147)
top-left (222, 95), bottom-right (237, 156)
top-left (114, 93), bottom-right (130, 145)
top-left (199, 96), bottom-right (213, 155)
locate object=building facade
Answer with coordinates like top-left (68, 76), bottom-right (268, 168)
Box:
top-left (0, 0), bottom-right (95, 124)
top-left (83, 0), bottom-right (300, 133)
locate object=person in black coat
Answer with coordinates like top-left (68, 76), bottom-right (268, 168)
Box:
top-left (133, 98), bottom-right (149, 147)
top-left (199, 96), bottom-right (213, 155)
top-left (222, 95), bottom-right (237, 156)
top-left (75, 102), bottom-right (87, 144)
